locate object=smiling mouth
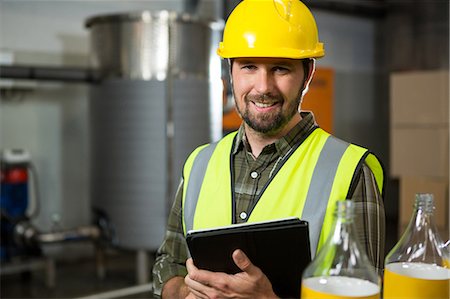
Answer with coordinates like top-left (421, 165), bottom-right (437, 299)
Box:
top-left (253, 101), bottom-right (279, 108)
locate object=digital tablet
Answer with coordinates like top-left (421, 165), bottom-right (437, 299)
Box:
top-left (186, 217), bottom-right (311, 298)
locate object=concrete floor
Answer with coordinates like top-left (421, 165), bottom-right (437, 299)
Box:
top-left (1, 249), bottom-right (157, 299)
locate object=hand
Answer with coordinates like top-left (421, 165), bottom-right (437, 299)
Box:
top-left (161, 276), bottom-right (191, 299)
top-left (184, 249), bottom-right (279, 299)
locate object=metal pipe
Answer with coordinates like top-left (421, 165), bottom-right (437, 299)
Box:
top-left (36, 226), bottom-right (101, 244)
top-left (136, 250), bottom-right (149, 284)
top-left (13, 220), bottom-right (101, 247)
top-left (0, 65), bottom-right (100, 83)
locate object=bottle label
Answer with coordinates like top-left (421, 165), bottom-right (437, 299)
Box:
top-left (383, 262), bottom-right (450, 299)
top-left (301, 276), bottom-right (380, 299)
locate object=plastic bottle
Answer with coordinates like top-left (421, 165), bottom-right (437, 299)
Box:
top-left (301, 200), bottom-right (380, 299)
top-left (383, 193), bottom-right (450, 299)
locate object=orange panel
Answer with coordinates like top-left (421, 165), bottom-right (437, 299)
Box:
top-left (302, 67), bottom-right (334, 133)
top-left (223, 105), bottom-right (242, 131)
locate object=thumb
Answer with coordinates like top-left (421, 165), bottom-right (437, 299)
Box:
top-left (232, 249), bottom-right (257, 275)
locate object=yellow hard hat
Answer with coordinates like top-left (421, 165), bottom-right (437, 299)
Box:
top-left (217, 0), bottom-right (325, 59)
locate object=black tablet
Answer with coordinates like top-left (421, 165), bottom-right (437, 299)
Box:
top-left (186, 217), bottom-right (311, 298)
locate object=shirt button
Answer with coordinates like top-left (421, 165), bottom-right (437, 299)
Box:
top-left (250, 171), bottom-right (258, 179)
top-left (239, 212), bottom-right (247, 220)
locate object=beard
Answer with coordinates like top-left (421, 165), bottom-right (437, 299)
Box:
top-left (235, 92), bottom-right (301, 135)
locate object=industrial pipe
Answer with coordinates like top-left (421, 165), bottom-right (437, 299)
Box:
top-left (0, 65), bottom-right (100, 83)
top-left (13, 220), bottom-right (101, 248)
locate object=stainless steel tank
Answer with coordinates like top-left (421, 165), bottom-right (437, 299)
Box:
top-left (85, 11), bottom-right (223, 250)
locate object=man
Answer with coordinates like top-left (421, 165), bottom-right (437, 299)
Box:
top-left (152, 0), bottom-right (385, 298)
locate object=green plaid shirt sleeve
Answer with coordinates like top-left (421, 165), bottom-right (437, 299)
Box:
top-left (152, 179), bottom-right (188, 297)
top-left (350, 163), bottom-right (385, 274)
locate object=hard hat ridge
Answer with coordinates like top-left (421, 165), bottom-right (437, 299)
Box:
top-left (217, 0), bottom-right (325, 59)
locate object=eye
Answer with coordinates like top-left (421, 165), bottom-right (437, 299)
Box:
top-left (241, 64), bottom-right (257, 71)
top-left (273, 66), bottom-right (290, 73)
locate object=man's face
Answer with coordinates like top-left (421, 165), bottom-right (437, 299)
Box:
top-left (231, 57), bottom-right (305, 136)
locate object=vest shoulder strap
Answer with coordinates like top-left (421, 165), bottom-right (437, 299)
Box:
top-left (183, 132), bottom-right (237, 233)
top-left (301, 133), bottom-right (355, 254)
top-left (183, 143), bottom-right (217, 233)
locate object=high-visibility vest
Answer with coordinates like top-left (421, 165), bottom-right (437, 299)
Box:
top-left (182, 127), bottom-right (384, 254)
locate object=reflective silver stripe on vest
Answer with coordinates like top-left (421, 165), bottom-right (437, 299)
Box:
top-left (302, 135), bottom-right (350, 256)
top-left (184, 143), bottom-right (218, 233)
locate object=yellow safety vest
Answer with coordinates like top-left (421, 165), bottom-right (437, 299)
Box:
top-left (182, 127), bottom-right (384, 254)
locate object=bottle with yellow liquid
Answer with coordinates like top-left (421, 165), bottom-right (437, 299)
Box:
top-left (301, 200), bottom-right (380, 299)
top-left (383, 193), bottom-right (450, 299)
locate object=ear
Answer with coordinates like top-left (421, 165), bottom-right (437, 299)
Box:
top-left (228, 58), bottom-right (234, 74)
top-left (306, 59), bottom-right (316, 82)
top-left (228, 58), bottom-right (234, 88)
top-left (300, 59), bottom-right (316, 100)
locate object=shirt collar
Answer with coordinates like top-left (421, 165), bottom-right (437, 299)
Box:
top-left (232, 111), bottom-right (317, 156)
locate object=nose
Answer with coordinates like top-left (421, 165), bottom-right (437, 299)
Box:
top-left (254, 69), bottom-right (274, 94)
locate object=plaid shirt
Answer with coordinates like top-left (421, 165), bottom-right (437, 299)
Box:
top-left (152, 112), bottom-right (385, 296)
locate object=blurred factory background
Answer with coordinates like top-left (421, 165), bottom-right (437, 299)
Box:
top-left (0, 0), bottom-right (448, 298)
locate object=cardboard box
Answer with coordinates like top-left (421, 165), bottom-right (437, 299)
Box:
top-left (391, 71), bottom-right (449, 125)
top-left (390, 126), bottom-right (449, 178)
top-left (398, 176), bottom-right (449, 239)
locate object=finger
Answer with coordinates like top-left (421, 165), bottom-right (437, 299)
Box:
top-left (186, 258), bottom-right (208, 284)
top-left (189, 287), bottom-right (208, 299)
top-left (186, 258), bottom-right (197, 272)
top-left (186, 261), bottom-right (216, 298)
top-left (187, 258), bottom-right (232, 295)
top-left (186, 258), bottom-right (218, 286)
top-left (185, 274), bottom-right (212, 299)
top-left (190, 287), bottom-right (208, 299)
top-left (232, 249), bottom-right (258, 275)
top-left (185, 293), bottom-right (196, 299)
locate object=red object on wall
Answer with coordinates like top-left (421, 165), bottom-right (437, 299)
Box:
top-left (1, 168), bottom-right (28, 184)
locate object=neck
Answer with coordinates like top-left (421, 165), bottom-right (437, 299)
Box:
top-left (244, 113), bottom-right (301, 158)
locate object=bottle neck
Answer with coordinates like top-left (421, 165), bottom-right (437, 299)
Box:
top-left (334, 200), bottom-right (355, 222)
top-left (329, 201), bottom-right (357, 244)
top-left (414, 193), bottom-right (435, 213)
top-left (410, 193), bottom-right (437, 229)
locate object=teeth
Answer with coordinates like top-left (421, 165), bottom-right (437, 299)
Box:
top-left (254, 102), bottom-right (275, 108)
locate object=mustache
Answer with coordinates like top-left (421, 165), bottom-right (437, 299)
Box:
top-left (245, 93), bottom-right (283, 103)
